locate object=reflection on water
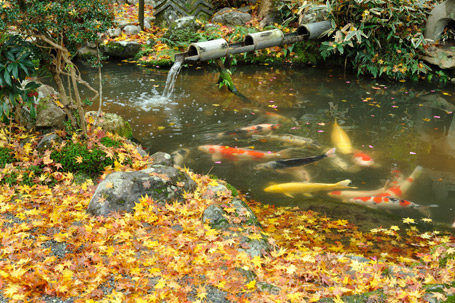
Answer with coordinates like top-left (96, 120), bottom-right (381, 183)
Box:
top-left (79, 61), bottom-right (455, 226)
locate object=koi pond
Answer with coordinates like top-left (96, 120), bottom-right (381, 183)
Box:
top-left (79, 61), bottom-right (455, 227)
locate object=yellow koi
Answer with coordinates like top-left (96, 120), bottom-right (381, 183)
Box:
top-left (264, 179), bottom-right (356, 198)
top-left (331, 119), bottom-right (353, 154)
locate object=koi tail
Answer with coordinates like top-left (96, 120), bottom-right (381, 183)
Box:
top-left (336, 179), bottom-right (357, 189)
top-left (417, 204), bottom-right (438, 217)
top-left (325, 147), bottom-right (336, 158)
top-left (410, 166), bottom-right (424, 179)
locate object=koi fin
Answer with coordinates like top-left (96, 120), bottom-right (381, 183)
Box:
top-left (211, 154), bottom-right (223, 162)
top-left (336, 179), bottom-right (358, 189)
top-left (278, 148), bottom-right (294, 158)
top-left (325, 147), bottom-right (336, 158)
top-left (417, 204), bottom-right (438, 217)
top-left (284, 193), bottom-right (295, 198)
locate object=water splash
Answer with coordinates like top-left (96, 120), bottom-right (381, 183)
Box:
top-left (162, 58), bottom-right (183, 98)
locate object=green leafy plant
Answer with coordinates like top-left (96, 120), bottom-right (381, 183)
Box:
top-left (320, 0), bottom-right (435, 80)
top-left (0, 34), bottom-right (40, 123)
top-left (0, 0), bottom-right (114, 134)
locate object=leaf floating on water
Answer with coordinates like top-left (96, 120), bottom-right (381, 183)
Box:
top-left (402, 217), bottom-right (416, 224)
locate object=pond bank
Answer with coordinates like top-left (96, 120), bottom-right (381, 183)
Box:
top-left (0, 123), bottom-right (454, 302)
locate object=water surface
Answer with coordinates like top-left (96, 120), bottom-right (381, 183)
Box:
top-left (79, 61), bottom-right (455, 227)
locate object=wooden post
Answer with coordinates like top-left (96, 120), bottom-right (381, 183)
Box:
top-left (139, 0), bottom-right (145, 31)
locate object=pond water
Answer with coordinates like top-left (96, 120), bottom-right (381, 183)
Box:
top-left (79, 61), bottom-right (455, 227)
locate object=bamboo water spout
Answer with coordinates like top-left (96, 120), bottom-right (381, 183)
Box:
top-left (174, 20), bottom-right (331, 62)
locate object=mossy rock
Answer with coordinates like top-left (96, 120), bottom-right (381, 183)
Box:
top-left (101, 41), bottom-right (142, 59)
top-left (86, 111), bottom-right (133, 139)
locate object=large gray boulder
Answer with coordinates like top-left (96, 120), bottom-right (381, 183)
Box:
top-left (421, 45), bottom-right (455, 69)
top-left (18, 81), bottom-right (66, 129)
top-left (211, 8), bottom-right (251, 26)
top-left (87, 165), bottom-right (196, 216)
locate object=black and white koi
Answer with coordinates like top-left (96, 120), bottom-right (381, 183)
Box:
top-left (255, 148), bottom-right (335, 181)
top-left (255, 148), bottom-right (335, 171)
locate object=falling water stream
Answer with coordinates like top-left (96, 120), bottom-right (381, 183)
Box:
top-left (78, 62), bottom-right (455, 228)
top-left (162, 58), bottom-right (183, 98)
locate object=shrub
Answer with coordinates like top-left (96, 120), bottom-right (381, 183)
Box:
top-left (0, 34), bottom-right (40, 122)
top-left (320, 0), bottom-right (436, 80)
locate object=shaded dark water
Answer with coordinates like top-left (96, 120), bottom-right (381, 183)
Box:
top-left (79, 61), bottom-right (455, 226)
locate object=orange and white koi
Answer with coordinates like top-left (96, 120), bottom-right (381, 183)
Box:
top-left (328, 165), bottom-right (423, 202)
top-left (347, 196), bottom-right (438, 216)
top-left (198, 144), bottom-right (290, 162)
top-left (328, 182), bottom-right (389, 201)
top-left (352, 151), bottom-right (378, 167)
top-left (217, 123), bottom-right (280, 138)
top-left (379, 166), bottom-right (423, 198)
top-left (331, 119), bottom-right (353, 154)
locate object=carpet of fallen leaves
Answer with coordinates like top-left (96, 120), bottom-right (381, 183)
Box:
top-left (0, 122), bottom-right (455, 303)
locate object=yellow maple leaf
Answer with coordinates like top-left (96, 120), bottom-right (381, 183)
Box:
top-left (224, 207), bottom-right (236, 214)
top-left (246, 279), bottom-right (256, 289)
top-left (4, 283), bottom-right (20, 298)
top-left (10, 267), bottom-right (28, 279)
top-left (251, 256), bottom-right (263, 268)
top-left (286, 264), bottom-right (297, 275)
top-left (154, 278), bottom-right (166, 289)
top-left (402, 217), bottom-right (415, 224)
top-left (53, 232), bottom-right (68, 242)
top-left (247, 233), bottom-right (263, 240)
top-left (62, 269), bottom-right (73, 280)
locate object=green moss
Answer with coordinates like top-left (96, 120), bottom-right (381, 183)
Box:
top-left (121, 120), bottom-right (133, 139)
top-left (100, 136), bottom-right (122, 148)
top-left (0, 147), bottom-right (15, 168)
top-left (225, 183), bottom-right (238, 197)
top-left (50, 143), bottom-right (115, 177)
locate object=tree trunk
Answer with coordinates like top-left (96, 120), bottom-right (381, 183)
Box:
top-left (139, 0), bottom-right (145, 30)
top-left (258, 0), bottom-right (273, 19)
top-left (52, 71), bottom-right (77, 129)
